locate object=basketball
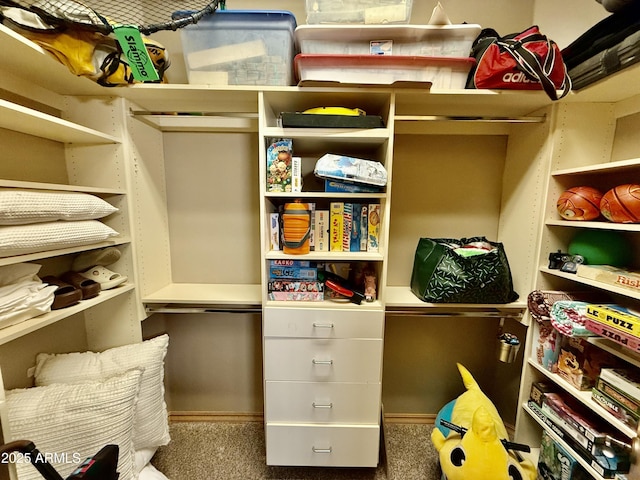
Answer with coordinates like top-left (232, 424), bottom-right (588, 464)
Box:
top-left (556, 186), bottom-right (603, 221)
top-left (600, 184), bottom-right (640, 223)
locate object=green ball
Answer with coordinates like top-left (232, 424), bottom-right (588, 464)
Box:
top-left (568, 230), bottom-right (632, 267)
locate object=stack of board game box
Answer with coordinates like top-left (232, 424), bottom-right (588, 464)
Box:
top-left (267, 260), bottom-right (323, 301)
top-left (585, 304), bottom-right (640, 354)
top-left (592, 367), bottom-right (640, 432)
top-left (527, 382), bottom-right (631, 478)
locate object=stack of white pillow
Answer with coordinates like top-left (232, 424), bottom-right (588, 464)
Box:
top-left (0, 188), bottom-right (120, 258)
top-left (5, 334), bottom-right (171, 480)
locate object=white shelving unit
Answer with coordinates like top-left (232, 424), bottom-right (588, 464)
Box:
top-left (2, 8), bottom-right (640, 476)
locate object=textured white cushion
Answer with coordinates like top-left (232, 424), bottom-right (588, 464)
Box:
top-left (34, 335), bottom-right (170, 451)
top-left (0, 189), bottom-right (118, 225)
top-left (139, 463), bottom-right (170, 480)
top-left (0, 220), bottom-right (119, 257)
top-left (6, 368), bottom-right (142, 480)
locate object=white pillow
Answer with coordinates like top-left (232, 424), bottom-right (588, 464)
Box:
top-left (0, 189), bottom-right (118, 225)
top-left (34, 335), bottom-right (170, 451)
top-left (0, 220), bottom-right (119, 257)
top-left (6, 368), bottom-right (142, 480)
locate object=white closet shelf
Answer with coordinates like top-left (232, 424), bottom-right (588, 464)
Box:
top-left (0, 99), bottom-right (120, 144)
top-left (545, 219), bottom-right (640, 232)
top-left (0, 179), bottom-right (125, 195)
top-left (265, 192), bottom-right (386, 200)
top-left (131, 111), bottom-right (259, 133)
top-left (142, 283), bottom-right (262, 307)
top-left (0, 237), bottom-right (131, 268)
top-left (528, 360), bottom-right (636, 439)
top-left (265, 250), bottom-right (384, 262)
top-left (265, 299), bottom-right (383, 310)
top-left (0, 283), bottom-right (134, 347)
top-left (541, 267), bottom-right (640, 301)
top-left (552, 157), bottom-right (640, 176)
top-left (588, 337), bottom-right (640, 368)
top-left (384, 286), bottom-right (527, 320)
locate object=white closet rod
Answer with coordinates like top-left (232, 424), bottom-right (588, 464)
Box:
top-left (395, 115), bottom-right (546, 123)
top-left (146, 305), bottom-right (522, 320)
top-left (146, 306), bottom-right (261, 314)
top-left (385, 309), bottom-right (524, 320)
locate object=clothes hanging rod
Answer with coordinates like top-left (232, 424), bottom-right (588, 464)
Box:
top-left (395, 115), bottom-right (546, 123)
top-left (145, 305), bottom-right (261, 314)
top-left (385, 309), bottom-right (524, 320)
top-left (130, 110), bottom-right (259, 118)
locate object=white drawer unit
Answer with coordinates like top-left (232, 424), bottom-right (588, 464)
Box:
top-left (263, 305), bottom-right (384, 467)
top-left (265, 424), bottom-right (381, 467)
top-left (264, 381), bottom-right (381, 424)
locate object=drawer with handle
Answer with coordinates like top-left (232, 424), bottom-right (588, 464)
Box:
top-left (263, 307), bottom-right (383, 339)
top-left (263, 337), bottom-right (382, 382)
top-left (265, 380), bottom-right (381, 424)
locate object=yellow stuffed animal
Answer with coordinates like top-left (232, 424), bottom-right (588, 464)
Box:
top-left (431, 363), bottom-right (537, 480)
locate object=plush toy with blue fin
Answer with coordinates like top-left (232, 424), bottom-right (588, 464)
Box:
top-left (431, 363), bottom-right (537, 480)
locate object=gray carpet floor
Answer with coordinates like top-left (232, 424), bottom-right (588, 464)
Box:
top-left (151, 421), bottom-right (441, 480)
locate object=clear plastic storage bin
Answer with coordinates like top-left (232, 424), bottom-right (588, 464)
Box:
top-left (305, 0), bottom-right (413, 24)
top-left (295, 24), bottom-right (481, 57)
top-left (179, 10), bottom-right (297, 85)
top-left (294, 54), bottom-right (476, 89)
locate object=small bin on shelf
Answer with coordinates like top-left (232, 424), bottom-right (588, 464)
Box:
top-left (294, 54), bottom-right (476, 88)
top-left (295, 24), bottom-right (481, 57)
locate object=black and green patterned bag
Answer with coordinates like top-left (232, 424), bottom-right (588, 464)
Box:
top-left (410, 236), bottom-right (519, 304)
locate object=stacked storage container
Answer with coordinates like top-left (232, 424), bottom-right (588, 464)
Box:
top-left (295, 2), bottom-right (481, 89)
top-left (179, 10), bottom-right (297, 85)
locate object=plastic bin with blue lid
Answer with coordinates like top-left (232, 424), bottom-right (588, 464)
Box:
top-left (177, 10), bottom-right (297, 85)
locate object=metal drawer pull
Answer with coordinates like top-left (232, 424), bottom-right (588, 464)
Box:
top-left (312, 402), bottom-right (333, 409)
top-left (312, 359), bottom-right (333, 365)
top-left (312, 447), bottom-right (332, 454)
top-left (312, 323), bottom-right (334, 328)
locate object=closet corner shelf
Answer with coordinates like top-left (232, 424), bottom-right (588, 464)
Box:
top-left (541, 267), bottom-right (640, 301)
top-left (528, 359), bottom-right (636, 439)
top-left (0, 283), bottom-right (134, 346)
top-left (545, 219), bottom-right (640, 232)
top-left (0, 99), bottom-right (120, 144)
top-left (551, 157), bottom-right (640, 176)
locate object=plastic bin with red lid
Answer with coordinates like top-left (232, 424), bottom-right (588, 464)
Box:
top-left (294, 54), bottom-right (476, 88)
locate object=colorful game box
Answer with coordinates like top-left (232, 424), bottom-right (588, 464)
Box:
top-left (266, 138), bottom-right (293, 192)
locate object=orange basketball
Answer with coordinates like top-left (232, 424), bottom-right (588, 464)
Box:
top-left (600, 184), bottom-right (640, 223)
top-left (556, 186), bottom-right (603, 221)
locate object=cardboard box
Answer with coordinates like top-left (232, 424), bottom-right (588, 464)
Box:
top-left (555, 336), bottom-right (615, 390)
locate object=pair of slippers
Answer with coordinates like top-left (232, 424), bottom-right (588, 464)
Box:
top-left (44, 247), bottom-right (128, 310)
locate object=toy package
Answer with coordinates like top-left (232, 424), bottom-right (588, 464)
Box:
top-left (266, 138), bottom-right (293, 192)
top-left (314, 153), bottom-right (387, 187)
top-left (555, 336), bottom-right (619, 390)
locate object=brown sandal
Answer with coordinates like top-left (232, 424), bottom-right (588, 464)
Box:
top-left (41, 276), bottom-right (83, 310)
top-left (60, 271), bottom-right (101, 300)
